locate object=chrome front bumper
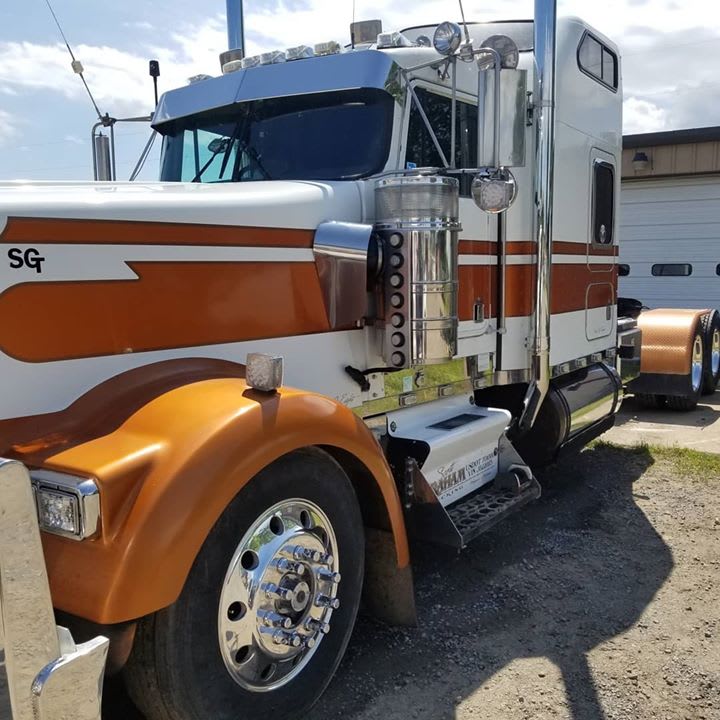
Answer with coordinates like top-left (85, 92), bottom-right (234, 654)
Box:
top-left (0, 458), bottom-right (108, 720)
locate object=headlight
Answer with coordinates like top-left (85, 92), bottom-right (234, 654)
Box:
top-left (37, 489), bottom-right (79, 535)
top-left (31, 469), bottom-right (100, 540)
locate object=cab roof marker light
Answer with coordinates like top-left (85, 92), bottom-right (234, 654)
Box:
top-left (222, 59), bottom-right (243, 74)
top-left (241, 54), bottom-right (262, 69)
top-left (260, 50), bottom-right (286, 65)
top-left (287, 44), bottom-right (314, 61)
top-left (314, 41), bottom-right (342, 56)
top-left (376, 31), bottom-right (412, 49)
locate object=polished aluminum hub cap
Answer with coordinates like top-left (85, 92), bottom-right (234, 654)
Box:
top-left (712, 328), bottom-right (720, 377)
top-left (691, 335), bottom-right (704, 393)
top-left (218, 499), bottom-right (340, 692)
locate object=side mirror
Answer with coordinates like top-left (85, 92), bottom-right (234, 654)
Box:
top-left (471, 167), bottom-right (518, 214)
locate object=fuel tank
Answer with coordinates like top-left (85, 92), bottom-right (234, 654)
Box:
top-left (515, 362), bottom-right (623, 467)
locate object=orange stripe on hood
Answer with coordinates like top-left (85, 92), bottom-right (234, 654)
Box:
top-left (0, 217), bottom-right (314, 248)
top-left (0, 262), bottom-right (330, 363)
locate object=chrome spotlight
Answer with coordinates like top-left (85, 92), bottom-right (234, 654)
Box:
top-left (433, 21), bottom-right (463, 56)
top-left (471, 167), bottom-right (518, 214)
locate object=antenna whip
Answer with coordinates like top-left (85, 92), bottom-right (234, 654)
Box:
top-left (43, 0), bottom-right (104, 121)
top-left (458, 0), bottom-right (471, 43)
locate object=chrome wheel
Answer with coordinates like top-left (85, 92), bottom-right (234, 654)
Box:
top-left (691, 335), bottom-right (704, 393)
top-left (218, 499), bottom-right (340, 692)
top-left (712, 328), bottom-right (720, 376)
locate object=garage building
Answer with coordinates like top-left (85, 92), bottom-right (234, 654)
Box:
top-left (619, 126), bottom-right (720, 309)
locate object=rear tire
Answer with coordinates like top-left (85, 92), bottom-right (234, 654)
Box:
top-left (700, 310), bottom-right (720, 395)
top-left (666, 395), bottom-right (699, 412)
top-left (666, 330), bottom-right (704, 412)
top-left (123, 448), bottom-right (364, 720)
top-left (635, 393), bottom-right (665, 410)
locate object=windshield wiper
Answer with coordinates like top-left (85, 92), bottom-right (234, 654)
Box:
top-left (191, 139), bottom-right (228, 183)
top-left (191, 116), bottom-right (247, 183)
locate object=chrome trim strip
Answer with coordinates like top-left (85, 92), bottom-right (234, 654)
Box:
top-left (551, 349), bottom-right (617, 379)
top-left (30, 469), bottom-right (100, 541)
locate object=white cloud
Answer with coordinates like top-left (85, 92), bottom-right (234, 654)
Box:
top-left (623, 97), bottom-right (668, 134)
top-left (2, 0), bottom-right (720, 138)
top-left (0, 110), bottom-right (20, 147)
top-left (0, 18), bottom-right (229, 118)
top-left (123, 20), bottom-right (154, 31)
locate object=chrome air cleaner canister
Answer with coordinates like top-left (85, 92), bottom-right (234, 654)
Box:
top-left (374, 176), bottom-right (461, 367)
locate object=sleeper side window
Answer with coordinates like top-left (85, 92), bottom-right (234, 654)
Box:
top-left (618, 264), bottom-right (630, 276)
top-left (406, 87), bottom-right (478, 196)
top-left (578, 33), bottom-right (618, 91)
top-left (592, 161), bottom-right (615, 245)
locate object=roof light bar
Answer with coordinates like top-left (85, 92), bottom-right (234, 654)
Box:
top-left (260, 50), bottom-right (286, 65)
top-left (376, 31), bottom-right (412, 49)
top-left (287, 44), bottom-right (314, 61)
top-left (241, 54), bottom-right (261, 69)
top-left (314, 41), bottom-right (341, 56)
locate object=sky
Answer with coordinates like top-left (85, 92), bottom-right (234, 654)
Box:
top-left (1, 0), bottom-right (720, 182)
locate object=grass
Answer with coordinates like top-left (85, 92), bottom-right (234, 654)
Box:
top-left (591, 439), bottom-right (720, 478)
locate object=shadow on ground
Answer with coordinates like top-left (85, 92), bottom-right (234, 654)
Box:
top-left (614, 392), bottom-right (720, 430)
top-left (303, 444), bottom-right (671, 720)
top-left (103, 444), bottom-right (671, 720)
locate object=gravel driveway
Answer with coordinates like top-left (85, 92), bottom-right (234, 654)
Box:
top-left (3, 442), bottom-right (718, 720)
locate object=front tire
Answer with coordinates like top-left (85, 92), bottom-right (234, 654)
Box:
top-left (123, 448), bottom-right (364, 720)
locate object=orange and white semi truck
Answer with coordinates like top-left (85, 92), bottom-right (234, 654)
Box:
top-left (1, 1), bottom-right (719, 718)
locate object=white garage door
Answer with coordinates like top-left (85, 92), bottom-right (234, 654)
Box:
top-left (619, 175), bottom-right (720, 309)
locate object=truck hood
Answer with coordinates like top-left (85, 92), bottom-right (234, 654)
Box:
top-left (0, 180), bottom-right (366, 231)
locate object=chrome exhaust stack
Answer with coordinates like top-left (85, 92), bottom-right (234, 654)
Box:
top-left (519, 0), bottom-right (557, 431)
top-left (0, 459), bottom-right (108, 720)
top-left (220, 0), bottom-right (246, 72)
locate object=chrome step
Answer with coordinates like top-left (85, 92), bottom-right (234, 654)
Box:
top-left (446, 475), bottom-right (542, 547)
top-left (402, 456), bottom-right (541, 549)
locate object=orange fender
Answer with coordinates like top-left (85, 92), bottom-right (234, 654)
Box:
top-left (3, 359), bottom-right (408, 624)
top-left (638, 308), bottom-right (708, 375)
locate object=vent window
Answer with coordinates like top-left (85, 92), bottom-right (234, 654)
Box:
top-left (406, 87), bottom-right (478, 197)
top-left (652, 264), bottom-right (692, 277)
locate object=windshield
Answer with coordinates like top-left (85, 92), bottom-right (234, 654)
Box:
top-left (159, 88), bottom-right (394, 183)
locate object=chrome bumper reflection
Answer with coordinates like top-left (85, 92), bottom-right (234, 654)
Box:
top-left (0, 458), bottom-right (108, 720)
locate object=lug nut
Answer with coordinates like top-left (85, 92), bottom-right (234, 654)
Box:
top-left (273, 558), bottom-right (306, 574)
top-left (261, 628), bottom-right (302, 647)
top-left (257, 609), bottom-right (293, 629)
top-left (304, 618), bottom-right (331, 635)
top-left (315, 594), bottom-right (340, 610)
top-left (262, 583), bottom-right (294, 601)
top-left (318, 553), bottom-right (334, 566)
top-left (305, 636), bottom-right (317, 649)
top-left (316, 568), bottom-right (341, 584)
top-left (287, 545), bottom-right (322, 563)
